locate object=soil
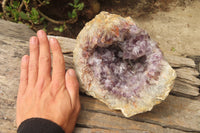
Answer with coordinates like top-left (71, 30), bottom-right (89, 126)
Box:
top-left (36, 0), bottom-right (95, 38)
top-left (100, 0), bottom-right (200, 57)
top-left (34, 0), bottom-right (199, 39)
top-left (33, 0), bottom-right (174, 38)
top-left (0, 0), bottom-right (2, 11)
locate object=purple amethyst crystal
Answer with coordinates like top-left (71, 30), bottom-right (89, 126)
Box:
top-left (87, 25), bottom-right (163, 98)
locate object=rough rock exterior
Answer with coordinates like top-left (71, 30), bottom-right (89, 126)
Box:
top-left (73, 12), bottom-right (176, 117)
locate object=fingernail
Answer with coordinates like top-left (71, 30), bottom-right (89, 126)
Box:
top-left (22, 55), bottom-right (28, 62)
top-left (50, 38), bottom-right (57, 44)
top-left (37, 30), bottom-right (46, 37)
top-left (68, 69), bottom-right (75, 76)
top-left (30, 37), bottom-right (37, 44)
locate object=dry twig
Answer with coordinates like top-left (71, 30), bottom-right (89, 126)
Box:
top-left (38, 10), bottom-right (78, 24)
top-left (2, 0), bottom-right (8, 13)
top-left (18, 0), bottom-right (24, 12)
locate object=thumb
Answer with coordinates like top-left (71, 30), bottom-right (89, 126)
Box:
top-left (65, 69), bottom-right (79, 108)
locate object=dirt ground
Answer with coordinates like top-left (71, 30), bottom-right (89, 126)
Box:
top-left (101, 0), bottom-right (200, 58)
top-left (47, 0), bottom-right (200, 58)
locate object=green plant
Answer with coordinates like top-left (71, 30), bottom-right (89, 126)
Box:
top-left (24, 0), bottom-right (30, 4)
top-left (42, 0), bottom-right (50, 5)
top-left (37, 0), bottom-right (50, 6)
top-left (30, 8), bottom-right (44, 24)
top-left (19, 8), bottom-right (44, 24)
top-left (4, 1), bottom-right (44, 24)
top-left (0, 12), bottom-right (3, 18)
top-left (54, 23), bottom-right (67, 32)
top-left (68, 0), bottom-right (84, 19)
top-left (54, 25), bottom-right (64, 32)
top-left (5, 1), bottom-right (20, 21)
top-left (2, 0), bottom-right (85, 34)
top-left (42, 22), bottom-right (48, 32)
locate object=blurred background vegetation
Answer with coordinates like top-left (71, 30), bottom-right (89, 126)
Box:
top-left (0, 0), bottom-right (189, 38)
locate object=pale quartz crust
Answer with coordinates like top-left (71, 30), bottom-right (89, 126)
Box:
top-left (73, 11), bottom-right (176, 117)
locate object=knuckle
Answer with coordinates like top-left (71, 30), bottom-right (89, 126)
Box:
top-left (34, 82), bottom-right (47, 97)
top-left (36, 79), bottom-right (45, 91)
top-left (52, 81), bottom-right (61, 89)
top-left (29, 63), bottom-right (38, 72)
top-left (50, 81), bottom-right (63, 95)
top-left (52, 45), bottom-right (59, 52)
top-left (40, 55), bottom-right (50, 63)
top-left (29, 45), bottom-right (38, 53)
top-left (54, 56), bottom-right (64, 65)
top-left (49, 90), bottom-right (56, 98)
top-left (53, 71), bottom-right (65, 78)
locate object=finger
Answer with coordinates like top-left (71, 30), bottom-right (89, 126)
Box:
top-left (65, 69), bottom-right (79, 108)
top-left (37, 30), bottom-right (51, 80)
top-left (49, 38), bottom-right (65, 83)
top-left (18, 55), bottom-right (29, 96)
top-left (28, 36), bottom-right (39, 87)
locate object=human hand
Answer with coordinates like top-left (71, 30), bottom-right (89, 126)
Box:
top-left (16, 30), bottom-right (80, 133)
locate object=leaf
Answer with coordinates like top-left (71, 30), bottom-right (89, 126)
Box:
top-left (42, 27), bottom-right (47, 32)
top-left (59, 26), bottom-right (64, 32)
top-left (72, 9), bottom-right (77, 18)
top-left (24, 0), bottom-right (30, 4)
top-left (6, 13), bottom-right (10, 16)
top-left (26, 12), bottom-right (30, 17)
top-left (12, 10), bottom-right (19, 21)
top-left (19, 12), bottom-right (29, 20)
top-left (68, 3), bottom-right (74, 7)
top-left (30, 8), bottom-right (40, 24)
top-left (45, 0), bottom-right (50, 4)
top-left (33, 19), bottom-right (39, 24)
top-left (5, 6), bottom-right (12, 12)
top-left (11, 9), bottom-right (18, 17)
top-left (77, 3), bottom-right (84, 10)
top-left (0, 13), bottom-right (3, 18)
top-left (31, 8), bottom-right (39, 16)
top-left (54, 27), bottom-right (59, 31)
top-left (74, 0), bottom-right (79, 5)
top-left (12, 1), bottom-right (20, 9)
top-left (74, 4), bottom-right (78, 8)
top-left (68, 12), bottom-right (72, 18)
top-left (40, 17), bottom-right (45, 22)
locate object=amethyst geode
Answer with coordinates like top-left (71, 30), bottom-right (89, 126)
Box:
top-left (73, 12), bottom-right (176, 117)
top-left (87, 25), bottom-right (163, 98)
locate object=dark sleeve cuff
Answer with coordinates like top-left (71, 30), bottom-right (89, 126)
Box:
top-left (17, 118), bottom-right (65, 133)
